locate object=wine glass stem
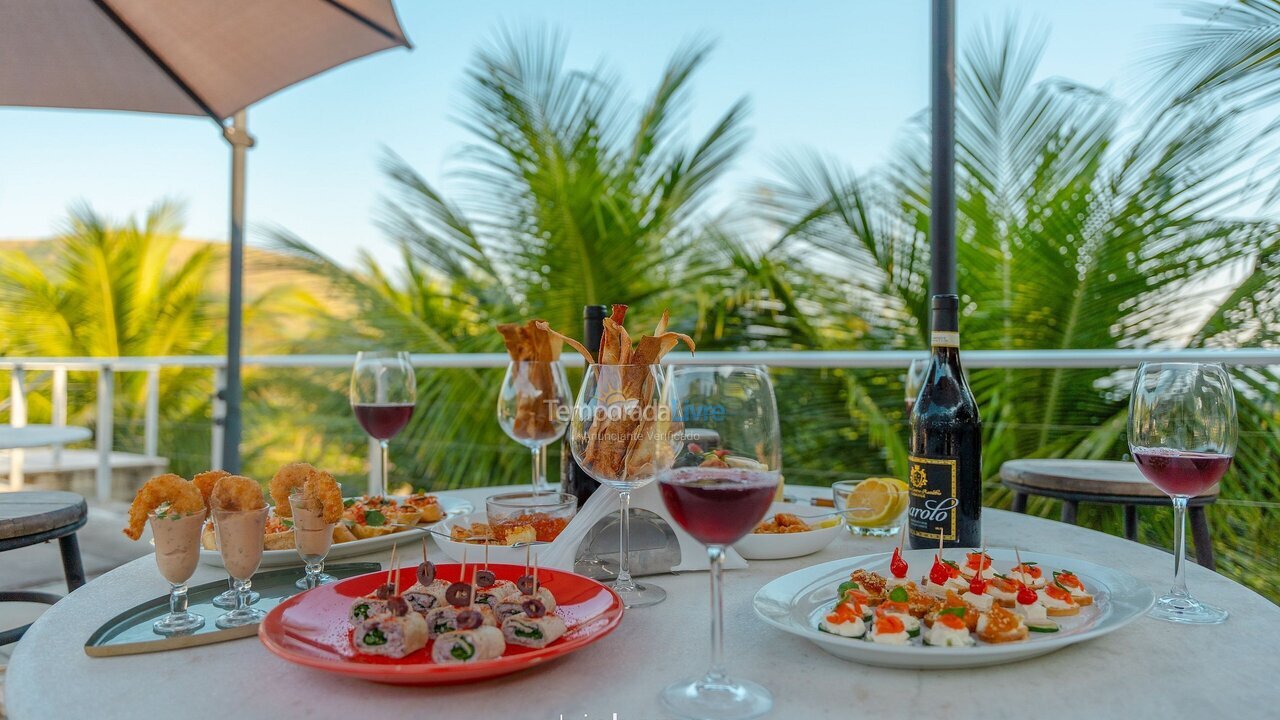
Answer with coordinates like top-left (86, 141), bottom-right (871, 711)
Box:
top-left (1170, 495), bottom-right (1190, 598)
top-left (616, 490), bottom-right (634, 588)
top-left (306, 560), bottom-right (322, 588)
top-left (530, 445), bottom-right (544, 495)
top-left (169, 582), bottom-right (189, 617)
top-left (706, 544), bottom-right (727, 684)
top-left (378, 439), bottom-right (389, 497)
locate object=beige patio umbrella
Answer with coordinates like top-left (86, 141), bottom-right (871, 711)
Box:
top-left (0, 0), bottom-right (411, 475)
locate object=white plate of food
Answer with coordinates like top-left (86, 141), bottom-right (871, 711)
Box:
top-left (430, 511), bottom-right (562, 565)
top-left (198, 493), bottom-right (474, 568)
top-left (753, 547), bottom-right (1154, 669)
top-left (732, 502), bottom-right (843, 560)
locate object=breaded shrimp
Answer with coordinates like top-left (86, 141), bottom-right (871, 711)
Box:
top-left (123, 474), bottom-right (205, 541)
top-left (270, 462), bottom-right (326, 518)
top-left (210, 474), bottom-right (266, 512)
top-left (192, 469), bottom-right (230, 517)
top-left (301, 470), bottom-right (345, 524)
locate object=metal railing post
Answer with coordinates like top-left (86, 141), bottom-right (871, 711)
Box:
top-left (52, 365), bottom-right (67, 466)
top-left (211, 366), bottom-right (227, 470)
top-left (96, 365), bottom-right (114, 503)
top-left (9, 367), bottom-right (26, 490)
top-left (145, 366), bottom-right (160, 458)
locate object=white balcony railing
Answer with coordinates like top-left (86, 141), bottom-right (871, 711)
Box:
top-left (3, 349), bottom-right (1279, 501)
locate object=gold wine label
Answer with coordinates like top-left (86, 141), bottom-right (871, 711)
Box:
top-left (907, 455), bottom-right (958, 541)
top-left (930, 331), bottom-right (959, 348)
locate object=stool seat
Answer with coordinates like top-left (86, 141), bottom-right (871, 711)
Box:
top-left (0, 491), bottom-right (88, 540)
top-left (1000, 459), bottom-right (1218, 501)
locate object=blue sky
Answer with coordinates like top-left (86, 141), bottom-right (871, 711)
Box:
top-left (0, 0), bottom-right (1188, 264)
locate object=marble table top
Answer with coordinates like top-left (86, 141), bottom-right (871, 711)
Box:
top-left (8, 485), bottom-right (1279, 719)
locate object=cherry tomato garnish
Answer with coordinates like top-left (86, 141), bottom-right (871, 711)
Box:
top-left (890, 547), bottom-right (908, 579)
top-left (929, 556), bottom-right (950, 586)
top-left (1016, 582), bottom-right (1038, 606)
top-left (969, 574), bottom-right (987, 596)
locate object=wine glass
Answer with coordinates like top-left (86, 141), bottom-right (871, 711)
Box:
top-left (656, 365), bottom-right (780, 720)
top-left (497, 360), bottom-right (572, 494)
top-left (351, 351), bottom-right (417, 497)
top-left (212, 506), bottom-right (269, 628)
top-left (149, 510), bottom-right (206, 635)
top-left (1128, 362), bottom-right (1236, 625)
top-left (905, 357), bottom-right (928, 415)
top-left (569, 363), bottom-right (667, 608)
top-left (290, 492), bottom-right (336, 589)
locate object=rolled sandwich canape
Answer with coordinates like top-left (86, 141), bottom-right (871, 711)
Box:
top-left (924, 609), bottom-right (975, 647)
top-left (495, 570), bottom-right (557, 622)
top-left (819, 600), bottom-right (867, 638)
top-left (501, 597), bottom-right (566, 649)
top-left (352, 597), bottom-right (429, 658)
top-left (474, 571), bottom-right (520, 610)
top-left (976, 603), bottom-right (1029, 644)
top-left (432, 613), bottom-right (506, 663)
top-left (349, 582), bottom-right (395, 625)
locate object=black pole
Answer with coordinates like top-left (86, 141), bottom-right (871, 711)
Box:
top-left (930, 0), bottom-right (957, 298)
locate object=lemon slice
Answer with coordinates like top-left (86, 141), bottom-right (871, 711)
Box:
top-left (873, 477), bottom-right (911, 517)
top-left (842, 478), bottom-right (899, 527)
top-left (814, 517), bottom-right (841, 529)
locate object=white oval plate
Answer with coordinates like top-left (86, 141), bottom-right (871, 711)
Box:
top-left (732, 502), bottom-right (842, 560)
top-left (198, 494), bottom-right (473, 568)
top-left (429, 511), bottom-right (551, 565)
top-left (753, 548), bottom-right (1154, 669)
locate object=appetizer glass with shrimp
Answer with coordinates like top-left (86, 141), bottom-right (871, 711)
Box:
top-left (273, 463), bottom-right (345, 589)
top-left (211, 475), bottom-right (271, 628)
top-left (656, 365), bottom-right (779, 720)
top-left (123, 474), bottom-right (208, 635)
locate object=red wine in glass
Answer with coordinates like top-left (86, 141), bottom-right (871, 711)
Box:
top-left (659, 467), bottom-right (779, 546)
top-left (1131, 447), bottom-right (1232, 497)
top-left (353, 403), bottom-right (415, 441)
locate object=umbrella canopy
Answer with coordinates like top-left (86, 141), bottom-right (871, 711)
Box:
top-left (0, 0), bottom-right (410, 483)
top-left (0, 0), bottom-right (409, 121)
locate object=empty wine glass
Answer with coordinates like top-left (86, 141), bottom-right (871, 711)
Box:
top-left (351, 351), bottom-right (417, 497)
top-left (1128, 362), bottom-right (1236, 625)
top-left (569, 363), bottom-right (667, 608)
top-left (656, 365), bottom-right (779, 720)
top-left (497, 360), bottom-right (572, 494)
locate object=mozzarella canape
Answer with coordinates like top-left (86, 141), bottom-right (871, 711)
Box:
top-left (924, 608), bottom-right (975, 647)
top-left (886, 546), bottom-right (912, 589)
top-left (984, 575), bottom-right (1019, 607)
top-left (875, 586), bottom-right (921, 637)
top-left (959, 550), bottom-right (996, 580)
top-left (820, 599), bottom-right (868, 638)
top-left (1008, 562), bottom-right (1047, 589)
top-left (961, 573), bottom-right (995, 612)
top-left (1037, 584), bottom-right (1080, 617)
top-left (868, 613), bottom-right (911, 645)
top-left (1053, 570), bottom-right (1094, 606)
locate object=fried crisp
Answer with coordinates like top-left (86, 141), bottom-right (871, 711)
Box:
top-left (210, 474), bottom-right (266, 512)
top-left (123, 474), bottom-right (206, 541)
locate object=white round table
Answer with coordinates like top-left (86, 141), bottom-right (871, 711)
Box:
top-left (8, 486), bottom-right (1279, 719)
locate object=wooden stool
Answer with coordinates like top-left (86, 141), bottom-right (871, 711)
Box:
top-left (0, 490), bottom-right (88, 645)
top-left (1000, 459), bottom-right (1217, 570)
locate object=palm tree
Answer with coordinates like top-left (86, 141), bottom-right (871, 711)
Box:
top-left (0, 201), bottom-right (225, 475)
top-left (764, 21), bottom-right (1280, 599)
top-left (267, 29), bottom-right (759, 490)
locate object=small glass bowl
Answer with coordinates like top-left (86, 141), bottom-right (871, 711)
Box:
top-left (485, 491), bottom-right (577, 544)
top-left (832, 478), bottom-right (907, 537)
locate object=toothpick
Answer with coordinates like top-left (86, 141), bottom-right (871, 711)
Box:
top-left (470, 567), bottom-right (478, 607)
top-left (461, 545), bottom-right (468, 585)
top-left (485, 541), bottom-right (490, 570)
top-left (421, 537), bottom-right (428, 566)
top-left (386, 543), bottom-right (398, 586)
top-left (525, 543), bottom-right (531, 575)
top-left (533, 551), bottom-right (540, 593)
top-left (393, 553), bottom-right (401, 596)
top-left (897, 517), bottom-right (907, 553)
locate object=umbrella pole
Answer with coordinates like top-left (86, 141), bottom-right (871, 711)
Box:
top-left (222, 110), bottom-right (254, 473)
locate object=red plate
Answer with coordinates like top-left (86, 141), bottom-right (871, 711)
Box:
top-left (258, 563), bottom-right (624, 685)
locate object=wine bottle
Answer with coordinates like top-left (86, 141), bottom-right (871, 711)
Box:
top-left (560, 304), bottom-right (609, 507)
top-left (907, 294), bottom-right (982, 548)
